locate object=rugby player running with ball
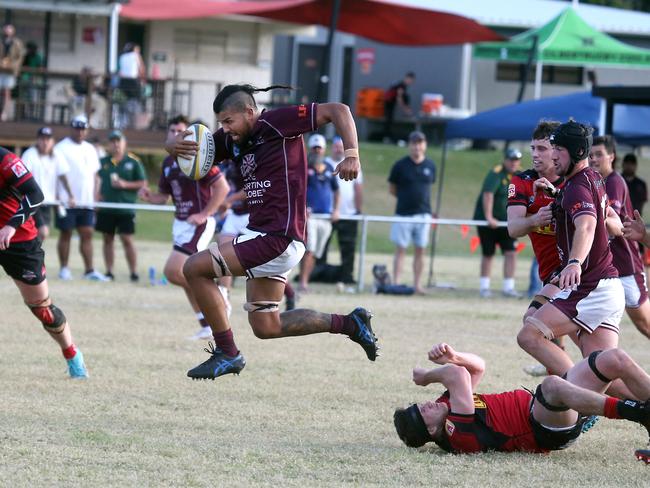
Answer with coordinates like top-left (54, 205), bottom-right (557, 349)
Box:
top-left (168, 84), bottom-right (378, 380)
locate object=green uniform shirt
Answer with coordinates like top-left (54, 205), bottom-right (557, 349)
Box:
top-left (98, 152), bottom-right (146, 215)
top-left (473, 165), bottom-right (513, 222)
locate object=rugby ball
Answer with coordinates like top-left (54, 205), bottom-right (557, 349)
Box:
top-left (177, 123), bottom-right (215, 180)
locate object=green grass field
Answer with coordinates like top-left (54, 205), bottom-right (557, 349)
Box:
top-left (1, 240), bottom-right (649, 487)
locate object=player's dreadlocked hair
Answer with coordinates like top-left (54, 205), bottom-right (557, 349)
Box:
top-left (213, 84), bottom-right (294, 114)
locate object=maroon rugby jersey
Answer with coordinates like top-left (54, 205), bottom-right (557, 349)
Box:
top-left (508, 170), bottom-right (564, 281)
top-left (213, 103), bottom-right (318, 242)
top-left (223, 160), bottom-right (249, 216)
top-left (554, 167), bottom-right (618, 284)
top-left (158, 156), bottom-right (222, 220)
top-left (435, 389), bottom-right (546, 454)
top-left (605, 171), bottom-right (644, 277)
top-left (0, 148), bottom-right (38, 242)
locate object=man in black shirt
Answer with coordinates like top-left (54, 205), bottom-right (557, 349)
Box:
top-left (383, 72), bottom-right (415, 143)
top-left (622, 153), bottom-right (647, 216)
top-left (388, 131), bottom-right (436, 293)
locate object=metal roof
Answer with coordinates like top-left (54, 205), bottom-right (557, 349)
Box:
top-left (386, 0), bottom-right (650, 36)
top-left (2, 0), bottom-right (121, 16)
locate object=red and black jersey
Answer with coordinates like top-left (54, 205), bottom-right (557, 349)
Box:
top-left (434, 389), bottom-right (547, 454)
top-left (507, 169), bottom-right (564, 281)
top-left (0, 147), bottom-right (38, 243)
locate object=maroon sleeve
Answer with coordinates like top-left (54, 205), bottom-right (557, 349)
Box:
top-left (203, 165), bottom-right (222, 186)
top-left (563, 178), bottom-right (598, 221)
top-left (157, 164), bottom-right (171, 195)
top-left (507, 174), bottom-right (530, 207)
top-left (605, 175), bottom-right (626, 216)
top-left (213, 128), bottom-right (232, 163)
top-left (260, 104), bottom-right (317, 138)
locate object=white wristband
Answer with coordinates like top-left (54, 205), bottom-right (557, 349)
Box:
top-left (344, 148), bottom-right (359, 159)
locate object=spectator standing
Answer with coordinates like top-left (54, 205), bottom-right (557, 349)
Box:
top-left (622, 153), bottom-right (647, 216)
top-left (0, 24), bottom-right (24, 121)
top-left (54, 115), bottom-right (107, 281)
top-left (383, 72), bottom-right (415, 143)
top-left (21, 127), bottom-right (74, 240)
top-left (388, 130), bottom-right (436, 294)
top-left (473, 148), bottom-right (522, 298)
top-left (19, 41), bottom-right (44, 120)
top-left (299, 134), bottom-right (340, 291)
top-left (117, 43), bottom-right (145, 128)
top-left (331, 136), bottom-right (363, 285)
top-left (96, 130), bottom-right (147, 281)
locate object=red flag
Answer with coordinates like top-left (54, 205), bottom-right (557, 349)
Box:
top-left (460, 224), bottom-right (469, 239)
top-left (469, 236), bottom-right (480, 254)
top-left (516, 242), bottom-right (527, 253)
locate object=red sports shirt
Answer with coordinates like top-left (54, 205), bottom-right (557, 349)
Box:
top-left (436, 389), bottom-right (546, 454)
top-left (0, 148), bottom-right (38, 242)
top-left (507, 169), bottom-right (564, 282)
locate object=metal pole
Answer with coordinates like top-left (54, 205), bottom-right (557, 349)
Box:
top-left (316, 0), bottom-right (341, 103)
top-left (534, 61), bottom-right (543, 100)
top-left (357, 216), bottom-right (369, 293)
top-left (108, 3), bottom-right (120, 74)
top-left (516, 35), bottom-right (538, 103)
top-left (427, 140), bottom-right (447, 287)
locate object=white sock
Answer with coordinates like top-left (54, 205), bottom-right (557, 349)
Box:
top-left (503, 278), bottom-right (515, 291)
top-left (196, 312), bottom-right (205, 320)
top-left (479, 277), bottom-right (490, 290)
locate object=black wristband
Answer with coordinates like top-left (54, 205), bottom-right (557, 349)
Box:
top-left (567, 258), bottom-right (581, 266)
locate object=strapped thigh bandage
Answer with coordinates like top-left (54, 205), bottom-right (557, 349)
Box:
top-left (243, 301), bottom-right (281, 313)
top-left (208, 242), bottom-right (232, 278)
top-left (525, 316), bottom-right (555, 340)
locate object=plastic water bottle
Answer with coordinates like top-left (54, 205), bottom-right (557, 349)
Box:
top-left (148, 266), bottom-right (156, 285)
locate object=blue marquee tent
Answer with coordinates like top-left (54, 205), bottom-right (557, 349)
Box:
top-left (445, 91), bottom-right (650, 144)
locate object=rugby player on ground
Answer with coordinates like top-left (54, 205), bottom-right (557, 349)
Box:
top-left (394, 342), bottom-right (650, 461)
top-left (507, 121), bottom-right (567, 376)
top-left (0, 147), bottom-right (88, 378)
top-left (588, 135), bottom-right (650, 339)
top-left (168, 84), bottom-right (378, 380)
top-left (516, 120), bottom-right (633, 399)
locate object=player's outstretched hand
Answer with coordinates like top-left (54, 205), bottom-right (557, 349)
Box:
top-left (412, 367), bottom-right (431, 386)
top-left (165, 130), bottom-right (198, 159)
top-left (0, 225), bottom-right (16, 250)
top-left (428, 342), bottom-right (456, 365)
top-left (333, 157), bottom-right (360, 181)
top-left (623, 210), bottom-right (647, 242)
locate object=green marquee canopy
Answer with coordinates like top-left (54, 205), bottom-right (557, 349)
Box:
top-left (474, 7), bottom-right (650, 98)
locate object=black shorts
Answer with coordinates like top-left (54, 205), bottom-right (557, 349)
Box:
top-left (33, 205), bottom-right (53, 228)
top-left (529, 412), bottom-right (584, 451)
top-left (0, 238), bottom-right (46, 284)
top-left (477, 226), bottom-right (516, 256)
top-left (55, 208), bottom-right (95, 231)
top-left (95, 212), bottom-right (136, 235)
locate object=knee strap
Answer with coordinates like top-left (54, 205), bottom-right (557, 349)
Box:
top-left (525, 316), bottom-right (555, 340)
top-left (243, 301), bottom-right (281, 313)
top-left (208, 242), bottom-right (232, 278)
top-left (588, 350), bottom-right (613, 383)
top-left (27, 297), bottom-right (66, 333)
top-left (535, 384), bottom-right (570, 412)
top-left (529, 294), bottom-right (550, 310)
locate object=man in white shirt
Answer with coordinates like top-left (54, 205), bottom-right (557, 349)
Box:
top-left (331, 136), bottom-right (363, 284)
top-left (21, 127), bottom-right (74, 240)
top-left (54, 115), bottom-right (107, 281)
